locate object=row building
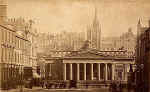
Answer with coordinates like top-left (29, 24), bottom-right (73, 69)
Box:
top-left (101, 28), bottom-right (136, 57)
top-left (0, 1), bottom-right (38, 89)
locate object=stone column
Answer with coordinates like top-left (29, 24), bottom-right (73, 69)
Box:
top-left (112, 64), bottom-right (115, 80)
top-left (91, 63), bottom-right (93, 80)
top-left (123, 64), bottom-right (125, 81)
top-left (77, 63), bottom-right (80, 80)
top-left (98, 63), bottom-right (101, 80)
top-left (84, 63), bottom-right (86, 80)
top-left (70, 63), bottom-right (73, 80)
top-left (64, 63), bottom-right (66, 80)
top-left (105, 63), bottom-right (108, 81)
top-left (50, 64), bottom-right (51, 76)
top-left (124, 64), bottom-right (127, 81)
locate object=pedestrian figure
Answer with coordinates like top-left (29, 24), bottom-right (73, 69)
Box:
top-left (127, 83), bottom-right (131, 92)
top-left (41, 79), bottom-right (44, 88)
top-left (116, 81), bottom-right (120, 92)
top-left (119, 82), bottom-right (122, 92)
top-left (111, 81), bottom-right (116, 92)
top-left (109, 82), bottom-right (113, 92)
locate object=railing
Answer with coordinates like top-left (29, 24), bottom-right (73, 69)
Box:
top-left (44, 80), bottom-right (128, 89)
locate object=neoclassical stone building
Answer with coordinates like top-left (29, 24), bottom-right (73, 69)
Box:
top-left (44, 48), bottom-right (135, 85)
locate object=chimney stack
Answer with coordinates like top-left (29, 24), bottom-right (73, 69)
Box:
top-left (0, 0), bottom-right (7, 24)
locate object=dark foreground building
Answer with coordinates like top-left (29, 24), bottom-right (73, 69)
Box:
top-left (136, 19), bottom-right (150, 92)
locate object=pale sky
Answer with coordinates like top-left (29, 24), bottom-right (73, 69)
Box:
top-left (6, 0), bottom-right (150, 37)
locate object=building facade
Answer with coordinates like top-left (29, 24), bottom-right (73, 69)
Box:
top-left (0, 0), bottom-right (38, 89)
top-left (0, 0), bottom-right (7, 24)
top-left (101, 28), bottom-right (136, 56)
top-left (37, 31), bottom-right (85, 53)
top-left (0, 24), bottom-right (31, 89)
top-left (43, 48), bottom-right (134, 88)
top-left (136, 19), bottom-right (150, 92)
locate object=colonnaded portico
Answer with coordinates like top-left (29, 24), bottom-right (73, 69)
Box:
top-left (44, 49), bottom-right (135, 83)
top-left (64, 63), bottom-right (111, 81)
top-left (63, 59), bottom-right (132, 82)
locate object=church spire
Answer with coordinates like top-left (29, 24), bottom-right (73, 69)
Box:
top-left (94, 7), bottom-right (97, 20)
top-left (137, 18), bottom-right (141, 27)
top-left (137, 18), bottom-right (142, 37)
top-left (93, 7), bottom-right (98, 26)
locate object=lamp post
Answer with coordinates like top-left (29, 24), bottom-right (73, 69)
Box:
top-left (127, 64), bottom-right (134, 92)
top-left (137, 64), bottom-right (144, 92)
top-left (19, 65), bottom-right (24, 92)
top-left (131, 63), bottom-right (144, 92)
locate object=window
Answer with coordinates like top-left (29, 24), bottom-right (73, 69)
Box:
top-left (1, 29), bottom-right (4, 43)
top-left (1, 47), bottom-right (4, 62)
top-left (8, 32), bottom-right (10, 43)
top-left (4, 30), bottom-right (6, 43)
top-left (18, 39), bottom-right (20, 49)
top-left (12, 33), bottom-right (14, 45)
top-left (0, 29), bottom-right (2, 42)
top-left (5, 48), bottom-right (7, 63)
top-left (17, 38), bottom-right (19, 49)
top-left (8, 48), bottom-right (10, 63)
top-left (7, 31), bottom-right (9, 43)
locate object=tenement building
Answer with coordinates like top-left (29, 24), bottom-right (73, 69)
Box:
top-left (0, 1), bottom-right (38, 89)
top-left (101, 28), bottom-right (136, 57)
top-left (37, 31), bottom-right (85, 54)
top-left (0, 23), bottom-right (31, 89)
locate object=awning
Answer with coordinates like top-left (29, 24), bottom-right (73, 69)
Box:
top-left (33, 72), bottom-right (41, 78)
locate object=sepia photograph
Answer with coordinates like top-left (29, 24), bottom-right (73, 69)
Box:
top-left (0, 0), bottom-right (150, 92)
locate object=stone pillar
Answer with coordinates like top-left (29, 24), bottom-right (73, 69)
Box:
top-left (91, 63), bottom-right (93, 80)
top-left (84, 63), bottom-right (86, 80)
top-left (112, 64), bottom-right (115, 80)
top-left (77, 63), bottom-right (80, 80)
top-left (105, 63), bottom-right (108, 81)
top-left (50, 64), bottom-right (51, 76)
top-left (123, 64), bottom-right (126, 81)
top-left (124, 64), bottom-right (127, 81)
top-left (98, 63), bottom-right (101, 80)
top-left (64, 63), bottom-right (66, 80)
top-left (70, 63), bottom-right (73, 80)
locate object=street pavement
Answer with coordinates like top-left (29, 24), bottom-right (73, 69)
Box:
top-left (23, 88), bottom-right (109, 92)
top-left (0, 87), bottom-right (110, 92)
top-left (0, 86), bottom-right (135, 92)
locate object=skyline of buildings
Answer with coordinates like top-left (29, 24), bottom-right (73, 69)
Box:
top-left (1, 0), bottom-right (150, 91)
top-left (7, 0), bottom-right (150, 37)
